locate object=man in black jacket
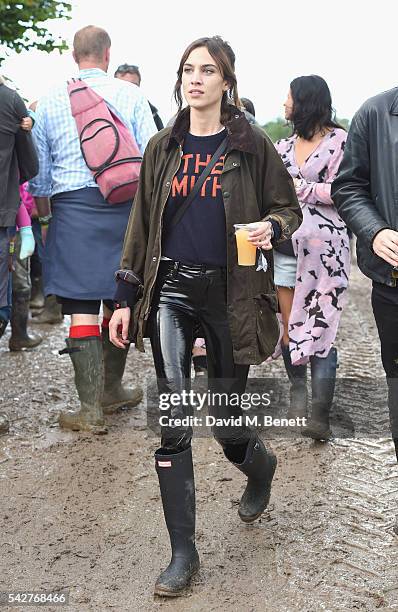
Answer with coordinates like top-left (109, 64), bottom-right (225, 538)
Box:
top-left (332, 87), bottom-right (398, 534)
top-left (0, 82), bottom-right (36, 225)
top-left (0, 79), bottom-right (39, 433)
top-left (0, 80), bottom-right (38, 337)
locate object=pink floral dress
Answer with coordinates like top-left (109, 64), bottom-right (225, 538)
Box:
top-left (275, 128), bottom-right (350, 365)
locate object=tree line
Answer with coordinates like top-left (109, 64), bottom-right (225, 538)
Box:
top-left (263, 117), bottom-right (350, 143)
top-left (0, 0), bottom-right (71, 66)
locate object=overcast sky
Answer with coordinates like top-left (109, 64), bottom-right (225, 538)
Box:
top-left (2, 1), bottom-right (397, 125)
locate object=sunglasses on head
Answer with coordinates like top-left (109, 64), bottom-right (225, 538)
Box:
top-left (116, 64), bottom-right (139, 74)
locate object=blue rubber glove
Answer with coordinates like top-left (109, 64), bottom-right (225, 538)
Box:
top-left (19, 226), bottom-right (35, 260)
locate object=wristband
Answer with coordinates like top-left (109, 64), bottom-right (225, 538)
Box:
top-left (38, 214), bottom-right (52, 225)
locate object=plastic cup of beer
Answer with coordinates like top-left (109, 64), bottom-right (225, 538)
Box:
top-left (234, 223), bottom-right (259, 266)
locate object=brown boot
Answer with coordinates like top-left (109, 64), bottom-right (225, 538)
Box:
top-left (101, 327), bottom-right (143, 414)
top-left (9, 292), bottom-right (42, 351)
top-left (31, 295), bottom-right (63, 324)
top-left (58, 336), bottom-right (107, 434)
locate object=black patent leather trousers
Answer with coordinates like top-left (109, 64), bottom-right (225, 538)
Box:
top-left (148, 260), bottom-right (251, 453)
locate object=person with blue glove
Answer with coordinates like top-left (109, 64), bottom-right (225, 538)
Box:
top-left (8, 201), bottom-right (42, 351)
top-left (19, 225), bottom-right (35, 260)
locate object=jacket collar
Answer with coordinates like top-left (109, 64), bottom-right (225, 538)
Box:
top-left (78, 67), bottom-right (107, 79)
top-left (166, 105), bottom-right (257, 155)
top-left (390, 91), bottom-right (398, 115)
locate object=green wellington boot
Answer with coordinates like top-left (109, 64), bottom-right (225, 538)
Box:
top-left (101, 327), bottom-right (143, 414)
top-left (58, 336), bottom-right (107, 434)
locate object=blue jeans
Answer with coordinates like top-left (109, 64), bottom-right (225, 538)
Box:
top-left (0, 227), bottom-right (14, 323)
top-left (0, 271), bottom-right (12, 323)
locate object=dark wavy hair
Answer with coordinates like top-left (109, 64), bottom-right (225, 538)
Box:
top-left (173, 36), bottom-right (240, 123)
top-left (289, 75), bottom-right (344, 140)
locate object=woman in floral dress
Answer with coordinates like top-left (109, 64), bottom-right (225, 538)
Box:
top-left (274, 75), bottom-right (350, 440)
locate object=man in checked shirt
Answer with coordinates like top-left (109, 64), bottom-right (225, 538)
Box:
top-left (30, 26), bottom-right (157, 433)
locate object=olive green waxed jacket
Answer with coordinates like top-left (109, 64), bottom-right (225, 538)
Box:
top-left (120, 106), bottom-right (302, 364)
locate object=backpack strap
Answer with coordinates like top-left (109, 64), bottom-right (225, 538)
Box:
top-left (168, 137), bottom-right (227, 229)
top-left (67, 78), bottom-right (103, 116)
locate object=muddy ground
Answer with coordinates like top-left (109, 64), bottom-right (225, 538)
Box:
top-left (0, 261), bottom-right (397, 612)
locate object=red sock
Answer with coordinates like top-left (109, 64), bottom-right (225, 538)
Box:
top-left (69, 325), bottom-right (101, 339)
top-left (101, 317), bottom-right (111, 330)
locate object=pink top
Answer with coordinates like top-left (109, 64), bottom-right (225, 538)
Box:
top-left (19, 183), bottom-right (35, 216)
top-left (275, 128), bottom-right (350, 364)
top-left (15, 183), bottom-right (33, 229)
top-left (15, 202), bottom-right (31, 229)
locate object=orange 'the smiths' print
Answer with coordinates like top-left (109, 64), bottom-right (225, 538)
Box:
top-left (172, 153), bottom-right (225, 199)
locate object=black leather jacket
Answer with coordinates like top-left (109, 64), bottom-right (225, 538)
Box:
top-left (332, 87), bottom-right (398, 286)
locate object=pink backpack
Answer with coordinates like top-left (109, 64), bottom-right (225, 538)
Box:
top-left (67, 78), bottom-right (142, 204)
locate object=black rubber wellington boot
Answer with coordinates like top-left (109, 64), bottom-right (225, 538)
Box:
top-left (0, 317), bottom-right (7, 339)
top-left (302, 347), bottom-right (338, 441)
top-left (154, 446), bottom-right (200, 597)
top-left (193, 355), bottom-right (207, 377)
top-left (29, 276), bottom-right (45, 311)
top-left (224, 433), bottom-right (277, 523)
top-left (9, 292), bottom-right (42, 351)
top-left (281, 343), bottom-right (308, 419)
top-left (0, 412), bottom-right (9, 434)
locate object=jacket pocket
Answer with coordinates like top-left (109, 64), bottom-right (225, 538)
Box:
top-left (254, 293), bottom-right (279, 360)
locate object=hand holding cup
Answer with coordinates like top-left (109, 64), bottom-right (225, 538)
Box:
top-left (234, 221), bottom-right (273, 266)
top-left (247, 221), bottom-right (273, 250)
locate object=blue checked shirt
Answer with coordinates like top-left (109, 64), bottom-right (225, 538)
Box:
top-left (29, 68), bottom-right (157, 197)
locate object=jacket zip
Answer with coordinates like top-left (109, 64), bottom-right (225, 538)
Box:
top-left (143, 145), bottom-right (183, 320)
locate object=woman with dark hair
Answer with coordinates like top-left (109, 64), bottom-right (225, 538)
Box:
top-left (274, 75), bottom-right (350, 440)
top-left (109, 36), bottom-right (302, 596)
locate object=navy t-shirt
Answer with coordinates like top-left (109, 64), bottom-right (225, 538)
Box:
top-left (162, 129), bottom-right (227, 266)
